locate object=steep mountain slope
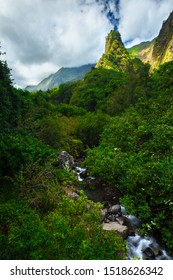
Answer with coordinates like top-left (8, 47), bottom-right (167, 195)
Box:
top-left (127, 40), bottom-right (155, 65)
top-left (128, 11), bottom-right (173, 69)
top-left (96, 30), bottom-right (133, 71)
top-left (26, 64), bottom-right (95, 92)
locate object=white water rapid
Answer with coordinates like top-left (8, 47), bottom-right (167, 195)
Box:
top-left (76, 166), bottom-right (172, 260)
top-left (122, 207), bottom-right (172, 260)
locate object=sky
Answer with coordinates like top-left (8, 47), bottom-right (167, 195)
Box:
top-left (0, 0), bottom-right (173, 88)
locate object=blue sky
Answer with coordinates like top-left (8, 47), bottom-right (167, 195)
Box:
top-left (0, 0), bottom-right (173, 87)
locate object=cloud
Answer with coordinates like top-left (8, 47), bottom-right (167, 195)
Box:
top-left (118, 0), bottom-right (173, 46)
top-left (0, 0), bottom-right (112, 87)
top-left (0, 0), bottom-right (173, 87)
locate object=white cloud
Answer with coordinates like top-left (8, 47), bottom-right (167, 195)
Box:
top-left (0, 0), bottom-right (112, 87)
top-left (118, 0), bottom-right (173, 46)
top-left (0, 0), bottom-right (173, 87)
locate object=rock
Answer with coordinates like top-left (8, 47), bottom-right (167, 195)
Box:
top-left (102, 222), bottom-right (129, 239)
top-left (142, 247), bottom-right (155, 260)
top-left (116, 216), bottom-right (126, 225)
top-left (150, 243), bottom-right (162, 257)
top-left (76, 167), bottom-right (81, 173)
top-left (65, 188), bottom-right (79, 200)
top-left (119, 216), bottom-right (136, 234)
top-left (106, 214), bottom-right (117, 222)
top-left (70, 192), bottom-right (79, 200)
top-left (108, 204), bottom-right (121, 215)
top-left (80, 169), bottom-right (87, 179)
top-left (57, 151), bottom-right (74, 171)
top-left (127, 215), bottom-right (141, 229)
top-left (103, 201), bottom-right (111, 208)
top-left (104, 218), bottom-right (111, 223)
top-left (100, 208), bottom-right (108, 218)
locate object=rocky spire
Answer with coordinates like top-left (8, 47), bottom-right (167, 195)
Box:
top-left (96, 30), bottom-right (132, 72)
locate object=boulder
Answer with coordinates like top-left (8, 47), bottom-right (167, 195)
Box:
top-left (80, 169), bottom-right (88, 179)
top-left (142, 247), bottom-right (156, 260)
top-left (127, 215), bottom-right (141, 229)
top-left (65, 188), bottom-right (79, 200)
top-left (116, 216), bottom-right (136, 235)
top-left (106, 214), bottom-right (117, 222)
top-left (57, 151), bottom-right (74, 171)
top-left (116, 216), bottom-right (126, 225)
top-left (102, 222), bottom-right (129, 239)
top-left (150, 243), bottom-right (162, 257)
top-left (108, 204), bottom-right (121, 215)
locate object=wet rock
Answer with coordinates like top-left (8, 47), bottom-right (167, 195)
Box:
top-left (76, 167), bottom-right (81, 173)
top-left (150, 243), bottom-right (162, 257)
top-left (115, 215), bottom-right (137, 234)
top-left (142, 247), bottom-right (155, 260)
top-left (75, 167), bottom-right (87, 181)
top-left (108, 204), bottom-right (121, 215)
top-left (80, 169), bottom-right (87, 179)
top-left (116, 216), bottom-right (126, 225)
top-left (116, 216), bottom-right (136, 235)
top-left (127, 215), bottom-right (141, 229)
top-left (57, 151), bottom-right (74, 171)
top-left (102, 222), bottom-right (129, 239)
top-left (106, 214), bottom-right (117, 222)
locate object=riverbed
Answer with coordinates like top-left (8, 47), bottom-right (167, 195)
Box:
top-left (75, 166), bottom-right (172, 260)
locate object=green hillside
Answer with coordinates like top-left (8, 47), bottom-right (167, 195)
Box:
top-left (26, 64), bottom-right (95, 92)
top-left (1, 13), bottom-right (173, 259)
top-left (127, 11), bottom-right (173, 70)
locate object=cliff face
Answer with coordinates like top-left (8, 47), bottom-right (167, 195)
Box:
top-left (128, 11), bottom-right (173, 69)
top-left (96, 30), bottom-right (132, 71)
top-left (152, 11), bottom-right (173, 66)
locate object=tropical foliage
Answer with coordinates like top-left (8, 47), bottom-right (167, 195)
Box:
top-left (0, 54), bottom-right (173, 259)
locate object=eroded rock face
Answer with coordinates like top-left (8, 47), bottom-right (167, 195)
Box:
top-left (103, 222), bottom-right (129, 239)
top-left (57, 151), bottom-right (74, 171)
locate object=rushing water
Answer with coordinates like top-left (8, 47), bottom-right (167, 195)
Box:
top-left (122, 207), bottom-right (172, 260)
top-left (75, 166), bottom-right (172, 260)
top-left (76, 167), bottom-right (86, 181)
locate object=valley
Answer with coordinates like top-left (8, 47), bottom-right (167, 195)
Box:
top-left (0, 11), bottom-right (173, 260)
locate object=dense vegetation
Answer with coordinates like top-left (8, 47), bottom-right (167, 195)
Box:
top-left (0, 55), bottom-right (173, 259)
top-left (0, 59), bottom-right (126, 260)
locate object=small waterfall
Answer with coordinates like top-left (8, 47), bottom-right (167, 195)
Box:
top-left (75, 166), bottom-right (172, 260)
top-left (75, 167), bottom-right (87, 181)
top-left (121, 206), bottom-right (172, 260)
top-left (127, 234), bottom-right (171, 260)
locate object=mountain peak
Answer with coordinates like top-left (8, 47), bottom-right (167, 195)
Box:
top-left (128, 11), bottom-right (173, 69)
top-left (25, 64), bottom-right (95, 92)
top-left (96, 30), bottom-right (132, 71)
top-left (105, 30), bottom-right (122, 52)
top-left (152, 11), bottom-right (173, 64)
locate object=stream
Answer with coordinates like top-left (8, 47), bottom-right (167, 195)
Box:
top-left (75, 166), bottom-right (172, 260)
